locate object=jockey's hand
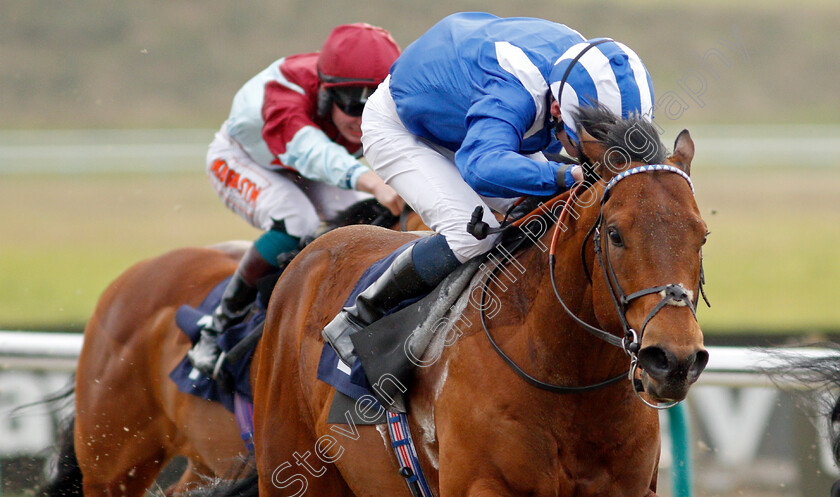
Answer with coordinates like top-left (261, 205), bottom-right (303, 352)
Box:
top-left (557, 164), bottom-right (585, 190)
top-left (355, 170), bottom-right (405, 216)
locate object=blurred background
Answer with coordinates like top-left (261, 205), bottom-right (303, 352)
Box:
top-left (1, 0), bottom-right (839, 496)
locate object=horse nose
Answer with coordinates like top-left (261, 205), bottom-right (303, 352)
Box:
top-left (637, 345), bottom-right (709, 383)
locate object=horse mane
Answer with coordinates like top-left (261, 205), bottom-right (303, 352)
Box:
top-left (323, 198), bottom-right (399, 230)
top-left (511, 106), bottom-right (668, 235)
top-left (573, 103), bottom-right (667, 166)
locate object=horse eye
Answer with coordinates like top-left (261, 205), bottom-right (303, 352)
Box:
top-left (607, 226), bottom-right (624, 247)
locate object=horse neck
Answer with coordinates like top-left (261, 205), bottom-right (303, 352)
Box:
top-left (496, 198), bottom-right (627, 385)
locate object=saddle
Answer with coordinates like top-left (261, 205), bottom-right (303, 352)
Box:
top-left (319, 222), bottom-right (533, 423)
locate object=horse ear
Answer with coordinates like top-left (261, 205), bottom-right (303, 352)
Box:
top-left (668, 129), bottom-right (695, 175)
top-left (578, 126), bottom-right (609, 167)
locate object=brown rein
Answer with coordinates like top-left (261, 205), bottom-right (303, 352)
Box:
top-left (481, 166), bottom-right (704, 405)
top-left (479, 183), bottom-right (628, 394)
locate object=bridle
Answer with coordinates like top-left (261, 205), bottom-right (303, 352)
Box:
top-left (481, 164), bottom-right (708, 409)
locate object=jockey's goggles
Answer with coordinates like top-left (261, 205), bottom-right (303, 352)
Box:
top-left (329, 86), bottom-right (374, 117)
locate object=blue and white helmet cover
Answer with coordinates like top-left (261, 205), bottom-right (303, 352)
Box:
top-left (549, 39), bottom-right (655, 145)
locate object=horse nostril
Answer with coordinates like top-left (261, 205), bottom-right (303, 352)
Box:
top-left (639, 346), bottom-right (709, 383)
top-left (690, 349), bottom-right (709, 379)
top-left (637, 346), bottom-right (673, 380)
top-left (695, 349), bottom-right (709, 370)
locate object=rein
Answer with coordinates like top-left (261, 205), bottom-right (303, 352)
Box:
top-left (480, 164), bottom-right (706, 407)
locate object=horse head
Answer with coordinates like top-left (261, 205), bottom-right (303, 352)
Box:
top-left (575, 109), bottom-right (709, 404)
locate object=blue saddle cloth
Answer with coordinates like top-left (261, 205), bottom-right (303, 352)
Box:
top-left (170, 277), bottom-right (266, 413)
top-left (316, 240), bottom-right (421, 409)
top-left (170, 239), bottom-right (420, 415)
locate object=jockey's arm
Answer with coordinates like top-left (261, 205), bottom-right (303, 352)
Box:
top-left (277, 127), bottom-right (403, 215)
top-left (455, 115), bottom-right (580, 198)
top-left (354, 170), bottom-right (404, 215)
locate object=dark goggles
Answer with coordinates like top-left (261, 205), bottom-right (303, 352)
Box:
top-left (328, 86), bottom-right (374, 117)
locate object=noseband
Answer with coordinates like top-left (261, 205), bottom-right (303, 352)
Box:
top-left (591, 164), bottom-right (699, 353)
top-left (481, 164), bottom-right (707, 408)
top-left (589, 165), bottom-right (707, 407)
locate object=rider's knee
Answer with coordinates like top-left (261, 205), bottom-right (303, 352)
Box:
top-left (259, 206), bottom-right (320, 240)
top-left (254, 222), bottom-right (301, 267)
top-left (445, 231), bottom-right (501, 263)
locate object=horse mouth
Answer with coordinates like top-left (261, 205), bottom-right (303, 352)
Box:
top-left (638, 370), bottom-right (696, 403)
top-left (636, 346), bottom-right (709, 403)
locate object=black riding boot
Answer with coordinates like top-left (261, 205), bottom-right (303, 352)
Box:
top-left (187, 244), bottom-right (274, 377)
top-left (322, 245), bottom-right (435, 366)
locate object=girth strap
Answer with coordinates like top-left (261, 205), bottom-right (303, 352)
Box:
top-left (387, 413), bottom-right (434, 497)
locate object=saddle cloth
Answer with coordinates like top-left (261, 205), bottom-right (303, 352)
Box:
top-left (171, 238), bottom-right (481, 421)
top-left (318, 239), bottom-right (481, 422)
top-left (170, 277), bottom-right (267, 413)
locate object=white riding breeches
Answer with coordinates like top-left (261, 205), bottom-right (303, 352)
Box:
top-left (361, 76), bottom-right (519, 262)
top-left (206, 125), bottom-right (370, 238)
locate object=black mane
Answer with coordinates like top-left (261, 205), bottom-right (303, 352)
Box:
top-left (324, 198), bottom-right (399, 230)
top-left (573, 103), bottom-right (666, 165)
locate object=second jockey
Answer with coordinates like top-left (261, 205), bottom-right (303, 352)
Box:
top-left (189, 23), bottom-right (403, 376)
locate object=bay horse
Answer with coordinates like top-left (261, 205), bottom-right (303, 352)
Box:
top-left (246, 114), bottom-right (709, 497)
top-left (41, 201), bottom-right (425, 497)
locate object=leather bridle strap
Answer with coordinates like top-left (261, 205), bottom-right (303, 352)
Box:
top-left (479, 183), bottom-right (627, 393)
top-left (548, 183), bottom-right (626, 349)
top-left (480, 250), bottom-right (627, 393)
top-left (635, 284), bottom-right (696, 332)
top-left (480, 164), bottom-right (702, 397)
top-left (594, 164), bottom-right (698, 355)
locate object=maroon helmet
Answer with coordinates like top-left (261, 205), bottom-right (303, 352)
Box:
top-left (318, 23), bottom-right (401, 89)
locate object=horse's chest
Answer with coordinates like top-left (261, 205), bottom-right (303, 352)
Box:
top-left (456, 419), bottom-right (656, 497)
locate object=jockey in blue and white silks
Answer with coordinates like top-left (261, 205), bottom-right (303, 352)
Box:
top-left (386, 12), bottom-right (653, 200)
top-left (322, 12), bottom-right (656, 366)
